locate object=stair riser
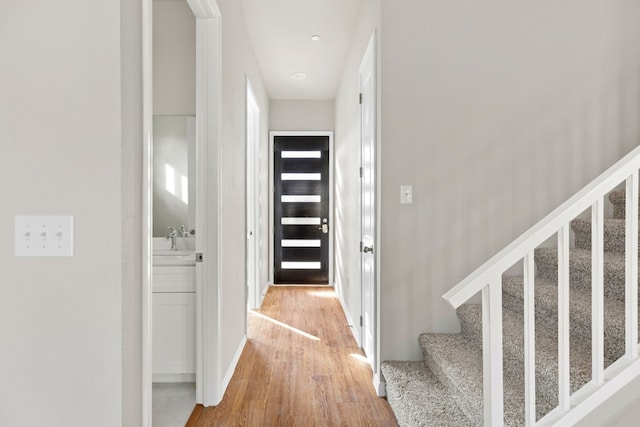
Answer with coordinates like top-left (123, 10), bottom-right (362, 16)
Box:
top-left (534, 253), bottom-right (633, 305)
top-left (609, 190), bottom-right (640, 220)
top-left (419, 337), bottom-right (484, 426)
top-left (572, 225), bottom-right (639, 255)
top-left (612, 203), bottom-right (640, 220)
top-left (502, 287), bottom-right (626, 363)
top-left (381, 361), bottom-right (475, 427)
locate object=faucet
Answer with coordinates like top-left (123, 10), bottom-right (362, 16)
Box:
top-left (165, 227), bottom-right (177, 251)
top-left (179, 225), bottom-right (190, 238)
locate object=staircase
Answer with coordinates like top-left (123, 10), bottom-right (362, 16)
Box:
top-left (382, 181), bottom-right (640, 426)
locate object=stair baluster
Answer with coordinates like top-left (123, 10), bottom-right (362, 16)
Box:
top-left (625, 172), bottom-right (638, 359)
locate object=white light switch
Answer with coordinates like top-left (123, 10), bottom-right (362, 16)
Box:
top-left (401, 185), bottom-right (413, 204)
top-left (15, 216), bottom-right (74, 257)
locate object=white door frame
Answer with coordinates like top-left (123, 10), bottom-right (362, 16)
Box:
top-left (142, 0), bottom-right (222, 424)
top-left (246, 78), bottom-right (262, 309)
top-left (269, 131), bottom-right (335, 286)
top-left (359, 32), bottom-right (382, 394)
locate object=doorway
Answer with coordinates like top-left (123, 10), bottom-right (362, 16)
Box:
top-left (143, 0), bottom-right (222, 425)
top-left (271, 132), bottom-right (334, 285)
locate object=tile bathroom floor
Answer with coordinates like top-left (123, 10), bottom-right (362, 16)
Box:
top-left (153, 382), bottom-right (195, 427)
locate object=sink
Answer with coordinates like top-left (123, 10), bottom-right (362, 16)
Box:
top-left (153, 251), bottom-right (196, 266)
top-left (152, 237), bottom-right (196, 265)
top-left (154, 250), bottom-right (194, 256)
top-left (152, 237), bottom-right (195, 252)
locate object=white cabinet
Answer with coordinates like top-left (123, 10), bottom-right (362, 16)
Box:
top-left (153, 265), bottom-right (196, 292)
top-left (152, 265), bottom-right (196, 382)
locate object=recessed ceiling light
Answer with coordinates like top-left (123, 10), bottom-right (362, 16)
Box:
top-left (311, 35), bottom-right (320, 42)
top-left (292, 72), bottom-right (307, 80)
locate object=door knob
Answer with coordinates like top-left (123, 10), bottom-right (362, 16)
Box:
top-left (319, 224), bottom-right (329, 233)
top-left (362, 245), bottom-right (374, 253)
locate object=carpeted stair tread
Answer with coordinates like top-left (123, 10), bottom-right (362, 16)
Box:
top-left (419, 333), bottom-right (526, 426)
top-left (457, 303), bottom-right (592, 417)
top-left (535, 247), bottom-right (633, 304)
top-left (381, 361), bottom-right (474, 426)
top-left (502, 275), bottom-right (626, 363)
top-left (571, 217), bottom-right (638, 254)
top-left (608, 189), bottom-right (640, 219)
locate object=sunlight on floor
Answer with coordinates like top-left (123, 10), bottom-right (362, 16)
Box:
top-left (307, 290), bottom-right (337, 298)
top-left (350, 353), bottom-right (371, 364)
top-left (249, 309), bottom-right (321, 341)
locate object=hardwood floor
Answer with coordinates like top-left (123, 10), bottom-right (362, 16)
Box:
top-left (186, 286), bottom-right (398, 426)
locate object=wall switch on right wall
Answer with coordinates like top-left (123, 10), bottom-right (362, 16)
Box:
top-left (400, 185), bottom-right (413, 204)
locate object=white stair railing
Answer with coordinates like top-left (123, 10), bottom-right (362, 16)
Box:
top-left (443, 145), bottom-right (640, 426)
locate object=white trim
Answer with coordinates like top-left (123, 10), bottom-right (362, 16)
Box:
top-left (625, 172), bottom-right (639, 359)
top-left (220, 336), bottom-right (248, 395)
top-left (269, 131), bottom-right (335, 285)
top-left (192, 7), bottom-right (223, 408)
top-left (246, 77), bottom-right (261, 311)
top-left (337, 289), bottom-right (361, 347)
top-left (141, 0), bottom-right (153, 424)
top-left (187, 0), bottom-right (220, 18)
top-left (373, 373), bottom-right (386, 397)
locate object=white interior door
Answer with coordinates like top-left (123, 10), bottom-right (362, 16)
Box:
top-left (360, 34), bottom-right (376, 365)
top-left (246, 80), bottom-right (261, 309)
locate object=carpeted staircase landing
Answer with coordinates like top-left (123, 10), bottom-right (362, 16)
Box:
top-left (381, 190), bottom-right (637, 426)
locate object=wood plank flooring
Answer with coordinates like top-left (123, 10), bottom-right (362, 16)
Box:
top-left (186, 286), bottom-right (398, 426)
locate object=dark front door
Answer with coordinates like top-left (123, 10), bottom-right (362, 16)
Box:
top-left (273, 134), bottom-right (330, 284)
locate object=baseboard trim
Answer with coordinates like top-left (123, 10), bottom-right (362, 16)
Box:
top-left (258, 283), bottom-right (269, 307)
top-left (336, 284), bottom-right (362, 348)
top-left (373, 372), bottom-right (386, 397)
top-left (220, 335), bottom-right (247, 396)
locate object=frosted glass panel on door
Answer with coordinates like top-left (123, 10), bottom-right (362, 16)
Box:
top-left (281, 262), bottom-right (321, 270)
top-left (281, 151), bottom-right (321, 159)
top-left (281, 217), bottom-right (321, 225)
top-left (281, 195), bottom-right (321, 203)
top-left (281, 173), bottom-right (321, 181)
top-left (281, 239), bottom-right (321, 248)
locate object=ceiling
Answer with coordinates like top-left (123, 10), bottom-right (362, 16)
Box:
top-left (241, 0), bottom-right (363, 100)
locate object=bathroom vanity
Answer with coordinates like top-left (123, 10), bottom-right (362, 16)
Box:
top-left (152, 239), bottom-right (196, 382)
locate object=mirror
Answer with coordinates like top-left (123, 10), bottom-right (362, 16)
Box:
top-left (153, 115), bottom-right (196, 237)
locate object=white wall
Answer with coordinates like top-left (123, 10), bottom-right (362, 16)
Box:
top-left (0, 0), bottom-right (123, 425)
top-left (217, 0), bottom-right (270, 385)
top-left (270, 100), bottom-right (335, 131)
top-left (153, 1), bottom-right (196, 116)
top-left (121, 0), bottom-right (143, 423)
top-left (378, 0), bottom-right (640, 362)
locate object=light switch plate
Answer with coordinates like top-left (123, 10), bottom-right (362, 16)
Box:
top-left (401, 185), bottom-right (413, 204)
top-left (15, 216), bottom-right (74, 257)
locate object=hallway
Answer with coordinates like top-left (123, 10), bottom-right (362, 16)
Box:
top-left (186, 286), bottom-right (398, 426)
